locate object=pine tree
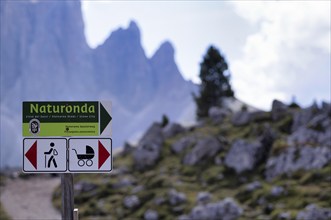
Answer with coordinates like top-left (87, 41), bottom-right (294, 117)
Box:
top-left (194, 46), bottom-right (234, 119)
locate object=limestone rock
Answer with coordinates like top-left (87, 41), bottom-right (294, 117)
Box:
top-left (168, 189), bottom-right (187, 206)
top-left (270, 186), bottom-right (285, 197)
top-left (123, 195), bottom-right (140, 209)
top-left (121, 142), bottom-right (134, 156)
top-left (225, 128), bottom-right (274, 173)
top-left (265, 146), bottom-right (331, 180)
top-left (74, 181), bottom-right (97, 193)
top-left (171, 136), bottom-right (196, 154)
top-left (186, 198), bottom-right (242, 220)
top-left (208, 106), bottom-right (231, 124)
top-left (321, 102), bottom-right (331, 115)
top-left (133, 148), bottom-right (160, 171)
top-left (291, 103), bottom-right (319, 132)
top-left (232, 110), bottom-right (251, 126)
top-left (144, 209), bottom-right (159, 220)
top-left (163, 123), bottom-right (185, 138)
top-left (196, 192), bottom-right (212, 204)
top-left (245, 181), bottom-right (262, 192)
top-left (139, 122), bottom-right (164, 145)
top-left (133, 123), bottom-right (164, 170)
top-left (178, 215), bottom-right (190, 220)
top-left (183, 137), bottom-right (222, 165)
top-left (278, 212), bottom-right (291, 220)
top-left (296, 204), bottom-right (331, 220)
top-left (287, 126), bottom-right (331, 147)
top-left (225, 140), bottom-right (260, 173)
top-left (271, 100), bottom-right (288, 121)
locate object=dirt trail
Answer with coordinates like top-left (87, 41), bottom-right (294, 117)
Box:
top-left (0, 175), bottom-right (61, 220)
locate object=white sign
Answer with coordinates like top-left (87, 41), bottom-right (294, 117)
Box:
top-left (68, 138), bottom-right (112, 172)
top-left (23, 138), bottom-right (67, 172)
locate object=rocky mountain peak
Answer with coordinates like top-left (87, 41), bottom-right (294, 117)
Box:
top-left (103, 20), bottom-right (142, 51)
top-left (128, 20), bottom-right (140, 34)
top-left (150, 41), bottom-right (187, 93)
top-left (152, 41), bottom-right (175, 60)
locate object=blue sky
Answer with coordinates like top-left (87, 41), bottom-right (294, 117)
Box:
top-left (82, 1), bottom-right (330, 110)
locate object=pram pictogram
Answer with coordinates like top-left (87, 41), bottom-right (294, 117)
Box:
top-left (72, 145), bottom-right (94, 167)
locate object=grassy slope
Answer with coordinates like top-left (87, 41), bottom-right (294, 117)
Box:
top-left (0, 174), bottom-right (11, 220)
top-left (53, 111), bottom-right (331, 220)
top-left (0, 203), bottom-right (11, 220)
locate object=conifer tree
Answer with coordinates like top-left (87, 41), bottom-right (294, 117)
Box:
top-left (194, 46), bottom-right (234, 118)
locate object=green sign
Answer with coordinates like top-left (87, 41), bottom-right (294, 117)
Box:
top-left (22, 101), bottom-right (112, 137)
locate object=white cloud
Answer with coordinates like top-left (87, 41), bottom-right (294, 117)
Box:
top-left (231, 1), bottom-right (330, 110)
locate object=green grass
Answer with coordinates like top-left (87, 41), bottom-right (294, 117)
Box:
top-left (0, 202), bottom-right (11, 220)
top-left (0, 173), bottom-right (7, 187)
top-left (0, 174), bottom-right (10, 220)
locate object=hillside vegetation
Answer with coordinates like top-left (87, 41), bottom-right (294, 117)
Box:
top-left (53, 100), bottom-right (331, 220)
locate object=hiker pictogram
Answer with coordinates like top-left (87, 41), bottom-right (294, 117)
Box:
top-left (44, 142), bottom-right (58, 168)
top-left (24, 138), bottom-right (67, 172)
top-left (72, 145), bottom-right (94, 167)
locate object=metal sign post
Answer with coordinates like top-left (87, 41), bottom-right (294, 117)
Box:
top-left (61, 173), bottom-right (74, 220)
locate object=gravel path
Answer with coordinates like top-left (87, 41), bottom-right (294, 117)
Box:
top-left (0, 175), bottom-right (61, 220)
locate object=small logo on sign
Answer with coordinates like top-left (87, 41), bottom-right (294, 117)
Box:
top-left (29, 119), bottom-right (40, 135)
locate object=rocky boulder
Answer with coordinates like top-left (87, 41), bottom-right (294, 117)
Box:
top-left (74, 181), bottom-right (97, 193)
top-left (225, 140), bottom-right (261, 173)
top-left (245, 181), bottom-right (262, 192)
top-left (168, 189), bottom-right (187, 206)
top-left (287, 127), bottom-right (331, 147)
top-left (271, 100), bottom-right (289, 121)
top-left (133, 147), bottom-right (160, 171)
top-left (121, 142), bottom-right (135, 156)
top-left (270, 186), bottom-right (285, 197)
top-left (208, 106), bottom-right (231, 124)
top-left (182, 197), bottom-right (242, 220)
top-left (265, 146), bottom-right (331, 180)
top-left (291, 103), bottom-right (319, 132)
top-left (133, 123), bottom-right (164, 170)
top-left (123, 195), bottom-right (140, 209)
top-left (144, 209), bottom-right (159, 220)
top-left (171, 136), bottom-right (196, 154)
top-left (321, 101), bottom-right (331, 116)
top-left (278, 212), bottom-right (291, 220)
top-left (163, 123), bottom-right (186, 139)
top-left (231, 110), bottom-right (251, 126)
top-left (196, 192), bottom-right (212, 204)
top-left (308, 113), bottom-right (331, 131)
top-left (139, 122), bottom-right (164, 145)
top-left (225, 129), bottom-right (275, 173)
top-left (296, 204), bottom-right (331, 220)
top-left (183, 137), bottom-right (223, 165)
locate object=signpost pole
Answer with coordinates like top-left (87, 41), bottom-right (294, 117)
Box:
top-left (61, 173), bottom-right (74, 220)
